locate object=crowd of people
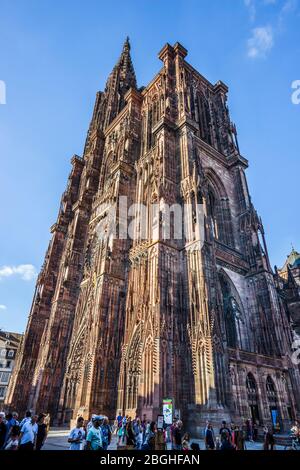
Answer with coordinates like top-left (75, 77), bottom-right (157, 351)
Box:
top-left (204, 420), bottom-right (265, 450)
top-left (0, 410), bottom-right (49, 450)
top-left (66, 415), bottom-right (294, 451)
top-left (1, 408), bottom-right (299, 451)
top-left (67, 414), bottom-right (160, 451)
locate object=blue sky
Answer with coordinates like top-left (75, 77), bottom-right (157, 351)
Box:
top-left (0, 0), bottom-right (299, 333)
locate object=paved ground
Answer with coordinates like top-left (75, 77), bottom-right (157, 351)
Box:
top-left (43, 428), bottom-right (286, 451)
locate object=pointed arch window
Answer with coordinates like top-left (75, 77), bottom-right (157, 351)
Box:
top-left (206, 182), bottom-right (234, 247)
top-left (197, 93), bottom-right (212, 145)
top-left (246, 373), bottom-right (258, 405)
top-left (266, 376), bottom-right (277, 405)
top-left (207, 190), bottom-right (218, 239)
top-left (246, 373), bottom-right (260, 423)
top-left (219, 274), bottom-right (237, 348)
top-left (219, 273), bottom-right (245, 349)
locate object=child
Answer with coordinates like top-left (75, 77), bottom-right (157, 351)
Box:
top-left (4, 425), bottom-right (20, 450)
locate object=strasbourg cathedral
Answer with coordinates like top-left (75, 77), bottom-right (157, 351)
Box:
top-left (6, 39), bottom-right (300, 433)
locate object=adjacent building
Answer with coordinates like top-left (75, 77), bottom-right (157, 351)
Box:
top-left (5, 40), bottom-right (300, 433)
top-left (0, 331), bottom-right (23, 405)
top-left (275, 248), bottom-right (300, 336)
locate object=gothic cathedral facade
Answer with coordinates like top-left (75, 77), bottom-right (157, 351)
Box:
top-left (6, 40), bottom-right (300, 433)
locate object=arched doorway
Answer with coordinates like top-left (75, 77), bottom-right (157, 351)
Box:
top-left (246, 373), bottom-right (260, 424)
top-left (266, 376), bottom-right (280, 430)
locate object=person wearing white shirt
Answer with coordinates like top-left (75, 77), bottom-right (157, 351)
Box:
top-left (19, 410), bottom-right (32, 428)
top-left (68, 417), bottom-right (86, 450)
top-left (19, 415), bottom-right (38, 450)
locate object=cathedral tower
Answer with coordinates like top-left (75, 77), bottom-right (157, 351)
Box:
top-left (6, 41), bottom-right (300, 432)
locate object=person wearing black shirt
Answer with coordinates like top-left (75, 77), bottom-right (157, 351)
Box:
top-left (126, 421), bottom-right (136, 448)
top-left (220, 432), bottom-right (235, 451)
top-left (173, 420), bottom-right (183, 450)
top-left (36, 414), bottom-right (48, 451)
top-left (0, 413), bottom-right (7, 449)
top-left (219, 420), bottom-right (231, 444)
top-left (205, 422), bottom-right (215, 450)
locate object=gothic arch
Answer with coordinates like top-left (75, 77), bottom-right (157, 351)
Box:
top-left (266, 375), bottom-right (281, 428)
top-left (142, 335), bottom-right (154, 407)
top-left (205, 168), bottom-right (228, 199)
top-left (218, 269), bottom-right (249, 350)
top-left (196, 92), bottom-right (212, 145)
top-left (246, 372), bottom-right (260, 424)
top-left (101, 150), bottom-right (116, 185)
top-left (266, 375), bottom-right (278, 406)
top-left (204, 168), bottom-right (234, 247)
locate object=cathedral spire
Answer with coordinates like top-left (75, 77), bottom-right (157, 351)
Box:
top-left (102, 37), bottom-right (137, 128)
top-left (114, 36), bottom-right (136, 89)
top-left (83, 38), bottom-right (137, 151)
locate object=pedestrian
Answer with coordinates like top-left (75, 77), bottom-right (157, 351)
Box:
top-left (141, 414), bottom-right (147, 442)
top-left (133, 417), bottom-right (143, 449)
top-left (68, 416), bottom-right (86, 450)
top-left (116, 412), bottom-right (123, 428)
top-left (291, 420), bottom-right (300, 445)
top-left (125, 420), bottom-right (136, 449)
top-left (172, 420), bottom-right (183, 450)
top-left (19, 414), bottom-right (38, 450)
top-left (219, 420), bottom-right (231, 444)
top-left (87, 414), bottom-right (96, 434)
top-left (112, 418), bottom-right (118, 434)
top-left (44, 413), bottom-right (51, 433)
top-left (170, 417), bottom-right (177, 447)
top-left (263, 426), bottom-right (275, 450)
top-left (253, 422), bottom-right (258, 441)
top-left (182, 432), bottom-right (191, 451)
top-left (5, 411), bottom-right (19, 444)
top-left (0, 412), bottom-right (8, 449)
top-left (19, 410), bottom-right (32, 428)
top-left (36, 414), bottom-right (48, 450)
top-left (204, 422), bottom-right (215, 450)
top-left (230, 422), bottom-right (237, 449)
top-left (142, 421), bottom-right (156, 450)
top-left (101, 417), bottom-right (111, 450)
top-left (235, 425), bottom-right (246, 450)
top-left (117, 422), bottom-right (125, 446)
top-left (86, 416), bottom-right (103, 451)
top-left (220, 431), bottom-right (235, 451)
top-left (4, 425), bottom-right (20, 451)
top-left (245, 419), bottom-right (253, 441)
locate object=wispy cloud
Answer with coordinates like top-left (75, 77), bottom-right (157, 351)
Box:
top-left (247, 25), bottom-right (274, 58)
top-left (244, 0), bottom-right (257, 21)
top-left (278, 0), bottom-right (298, 28)
top-left (0, 264), bottom-right (37, 281)
top-left (0, 305), bottom-right (7, 310)
top-left (244, 0), bottom-right (298, 58)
